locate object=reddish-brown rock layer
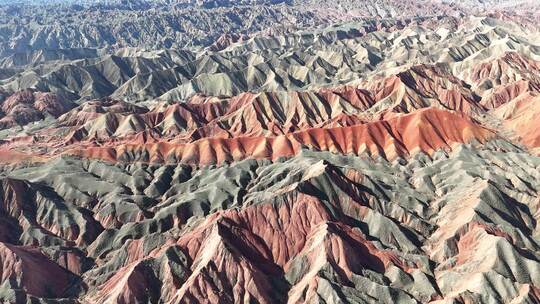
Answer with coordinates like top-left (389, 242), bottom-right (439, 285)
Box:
top-left (0, 242), bottom-right (74, 298)
top-left (56, 87), bottom-right (374, 144)
top-left (493, 93), bottom-right (540, 151)
top-left (65, 108), bottom-right (493, 164)
top-left (0, 89), bottom-right (75, 129)
top-left (368, 64), bottom-right (485, 116)
top-left (91, 174), bottom-right (424, 304)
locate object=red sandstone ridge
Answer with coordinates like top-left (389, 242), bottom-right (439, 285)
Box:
top-left (0, 242), bottom-right (75, 298)
top-left (66, 108), bottom-right (494, 164)
top-left (92, 180), bottom-right (419, 304)
top-left (55, 87), bottom-right (374, 145)
top-left (480, 80), bottom-right (540, 109)
top-left (366, 64), bottom-right (485, 117)
top-left (493, 93), bottom-right (540, 153)
top-left (207, 33), bottom-right (248, 51)
top-left (465, 52), bottom-right (540, 89)
top-left (0, 89), bottom-right (75, 129)
top-left (461, 52), bottom-right (540, 108)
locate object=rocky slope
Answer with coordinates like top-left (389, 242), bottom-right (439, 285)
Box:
top-left (0, 1), bottom-right (540, 304)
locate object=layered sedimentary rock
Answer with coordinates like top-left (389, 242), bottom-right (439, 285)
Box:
top-left (61, 107), bottom-right (492, 164)
top-left (0, 1), bottom-right (540, 303)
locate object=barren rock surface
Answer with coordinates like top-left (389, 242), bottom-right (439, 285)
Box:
top-left (0, 0), bottom-right (540, 303)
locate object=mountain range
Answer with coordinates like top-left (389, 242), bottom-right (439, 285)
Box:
top-left (1, 1), bottom-right (540, 303)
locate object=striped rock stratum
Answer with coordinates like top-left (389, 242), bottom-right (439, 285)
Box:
top-left (1, 1), bottom-right (540, 303)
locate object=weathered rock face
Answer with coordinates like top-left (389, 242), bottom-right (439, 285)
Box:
top-left (1, 1), bottom-right (540, 303)
top-left (0, 90), bottom-right (75, 129)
